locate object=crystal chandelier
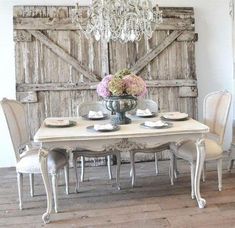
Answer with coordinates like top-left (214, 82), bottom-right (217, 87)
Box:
top-left (72, 0), bottom-right (163, 43)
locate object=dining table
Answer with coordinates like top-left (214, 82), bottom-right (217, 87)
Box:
top-left (34, 113), bottom-right (209, 224)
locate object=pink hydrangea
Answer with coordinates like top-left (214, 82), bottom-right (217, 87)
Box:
top-left (123, 74), bottom-right (147, 97)
top-left (96, 71), bottom-right (147, 98)
top-left (96, 74), bottom-right (114, 98)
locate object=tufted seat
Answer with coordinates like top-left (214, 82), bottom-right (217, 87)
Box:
top-left (17, 148), bottom-right (67, 174)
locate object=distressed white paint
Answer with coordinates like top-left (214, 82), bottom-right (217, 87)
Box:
top-left (0, 0), bottom-right (233, 167)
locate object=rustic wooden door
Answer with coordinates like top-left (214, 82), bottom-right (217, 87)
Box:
top-left (14, 6), bottom-right (197, 163)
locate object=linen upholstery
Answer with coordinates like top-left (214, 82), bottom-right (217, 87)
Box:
top-left (203, 91), bottom-right (231, 145)
top-left (1, 98), bottom-right (30, 161)
top-left (17, 148), bottom-right (67, 174)
top-left (1, 98), bottom-right (69, 211)
top-left (170, 90), bottom-right (232, 195)
top-left (172, 139), bottom-right (222, 161)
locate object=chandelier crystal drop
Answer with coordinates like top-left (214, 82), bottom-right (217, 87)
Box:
top-left (72, 0), bottom-right (163, 43)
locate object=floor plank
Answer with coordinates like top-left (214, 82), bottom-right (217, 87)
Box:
top-left (0, 159), bottom-right (235, 227)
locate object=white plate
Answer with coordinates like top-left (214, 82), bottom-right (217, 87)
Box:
top-left (45, 120), bottom-right (76, 128)
top-left (162, 112), bottom-right (188, 120)
top-left (82, 114), bottom-right (109, 120)
top-left (136, 112), bottom-right (157, 118)
top-left (140, 122), bottom-right (172, 129)
top-left (87, 125), bottom-right (120, 132)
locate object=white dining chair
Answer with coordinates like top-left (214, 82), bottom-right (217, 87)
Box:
top-left (129, 99), bottom-right (170, 186)
top-left (169, 90), bottom-right (232, 199)
top-left (72, 101), bottom-right (113, 191)
top-left (1, 98), bottom-right (69, 212)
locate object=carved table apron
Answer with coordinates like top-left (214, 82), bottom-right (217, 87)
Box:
top-left (34, 117), bottom-right (209, 224)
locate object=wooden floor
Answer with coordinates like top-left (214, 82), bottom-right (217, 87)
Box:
top-left (1, 159), bottom-right (235, 228)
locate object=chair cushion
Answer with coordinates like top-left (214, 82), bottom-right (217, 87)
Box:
top-left (171, 139), bottom-right (223, 162)
top-left (16, 148), bottom-right (67, 174)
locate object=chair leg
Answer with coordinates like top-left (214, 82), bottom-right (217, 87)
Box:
top-left (190, 162), bottom-right (195, 199)
top-left (169, 152), bottom-right (174, 185)
top-left (202, 163), bottom-right (206, 182)
top-left (228, 159), bottom-right (234, 172)
top-left (52, 173), bottom-right (58, 213)
top-left (116, 153), bottom-right (121, 190)
top-left (154, 153), bottom-right (159, 175)
top-left (29, 173), bottom-right (34, 197)
top-left (64, 165), bottom-right (69, 195)
top-left (129, 166), bottom-right (133, 177)
top-left (17, 172), bottom-right (23, 210)
top-left (73, 158), bottom-right (79, 193)
top-left (173, 154), bottom-right (178, 179)
top-left (81, 156), bottom-right (85, 182)
top-left (217, 158), bottom-right (223, 191)
top-left (130, 152), bottom-right (136, 187)
top-left (107, 155), bottom-right (113, 180)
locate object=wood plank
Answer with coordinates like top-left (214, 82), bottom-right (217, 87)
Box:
top-left (28, 30), bottom-right (101, 81)
top-left (179, 87), bottom-right (198, 97)
top-left (100, 39), bottom-right (109, 76)
top-left (17, 91), bottom-right (38, 103)
top-left (14, 17), bottom-right (194, 31)
top-left (13, 30), bottom-right (32, 42)
top-left (1, 160), bottom-right (235, 227)
top-left (42, 30), bottom-right (60, 83)
top-left (131, 30), bottom-right (184, 74)
top-left (162, 7), bottom-right (194, 19)
top-left (177, 31), bottom-right (198, 42)
top-left (16, 80), bottom-right (197, 92)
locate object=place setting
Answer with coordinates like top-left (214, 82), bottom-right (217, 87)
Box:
top-left (161, 112), bottom-right (189, 121)
top-left (140, 120), bottom-right (173, 129)
top-left (44, 119), bottom-right (77, 128)
top-left (86, 123), bottom-right (120, 132)
top-left (132, 108), bottom-right (157, 118)
top-left (82, 110), bottom-right (109, 120)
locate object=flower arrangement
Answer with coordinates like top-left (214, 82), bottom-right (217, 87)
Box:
top-left (96, 69), bottom-right (147, 98)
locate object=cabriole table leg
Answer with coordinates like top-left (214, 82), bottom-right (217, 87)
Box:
top-left (194, 138), bottom-right (206, 208)
top-left (39, 149), bottom-right (53, 224)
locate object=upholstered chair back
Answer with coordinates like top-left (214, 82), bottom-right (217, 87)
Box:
top-left (203, 91), bottom-right (232, 145)
top-left (135, 99), bottom-right (158, 113)
top-left (77, 101), bottom-right (110, 116)
top-left (1, 98), bottom-right (30, 161)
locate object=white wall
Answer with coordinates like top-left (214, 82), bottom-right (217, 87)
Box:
top-left (0, 0), bottom-right (233, 167)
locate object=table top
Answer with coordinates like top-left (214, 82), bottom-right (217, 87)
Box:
top-left (34, 114), bottom-right (209, 143)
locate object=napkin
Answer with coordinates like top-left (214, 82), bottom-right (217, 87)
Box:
top-left (45, 119), bottom-right (70, 126)
top-left (144, 120), bottom-right (166, 127)
top-left (88, 110), bottom-right (104, 118)
top-left (94, 123), bottom-right (114, 131)
top-left (136, 108), bottom-right (152, 116)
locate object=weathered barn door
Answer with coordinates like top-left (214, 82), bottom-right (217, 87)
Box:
top-left (14, 6), bottom-right (197, 163)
